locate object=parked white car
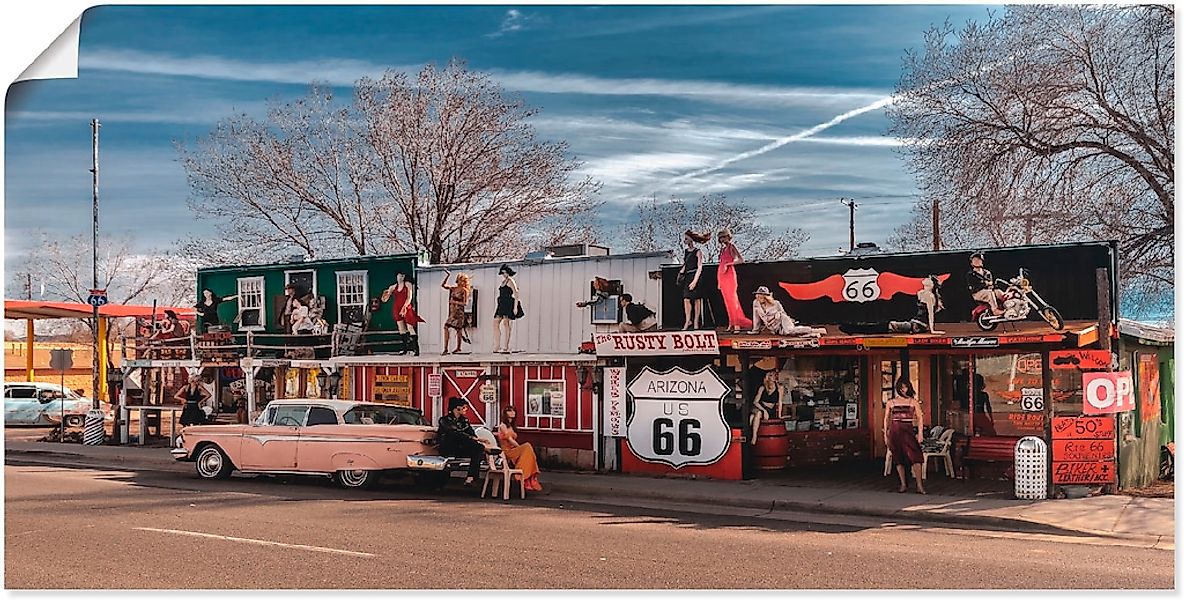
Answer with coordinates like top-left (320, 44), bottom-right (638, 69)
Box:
top-left (4, 382), bottom-right (95, 428)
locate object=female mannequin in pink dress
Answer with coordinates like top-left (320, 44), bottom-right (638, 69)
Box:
top-left (717, 228), bottom-right (753, 333)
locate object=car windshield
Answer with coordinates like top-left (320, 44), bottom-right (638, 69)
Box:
top-left (343, 405), bottom-right (427, 426)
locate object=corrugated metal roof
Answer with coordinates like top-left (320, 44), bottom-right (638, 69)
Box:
top-left (1119, 318), bottom-right (1174, 344)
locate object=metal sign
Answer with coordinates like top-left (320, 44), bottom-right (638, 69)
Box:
top-left (1050, 349), bottom-right (1111, 371)
top-left (49, 349), bottom-right (74, 371)
top-left (87, 288), bottom-right (108, 307)
top-left (1052, 439), bottom-right (1116, 462)
top-left (480, 381), bottom-right (497, 404)
top-left (427, 373), bottom-right (442, 398)
top-left (594, 331), bottom-right (719, 357)
top-left (625, 366), bottom-right (731, 469)
top-left (1052, 416), bottom-right (1115, 439)
top-left (1052, 461), bottom-right (1115, 485)
top-left (602, 367), bottom-right (626, 438)
top-left (1083, 371), bottom-right (1135, 415)
top-left (1019, 388), bottom-right (1044, 412)
top-left (952, 336), bottom-right (1000, 348)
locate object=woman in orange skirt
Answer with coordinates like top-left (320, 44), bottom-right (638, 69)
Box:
top-left (497, 406), bottom-right (542, 491)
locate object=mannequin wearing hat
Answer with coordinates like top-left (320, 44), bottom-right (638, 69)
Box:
top-left (492, 264), bottom-right (524, 353)
top-left (716, 228), bottom-right (753, 333)
top-left (676, 230), bottom-right (711, 330)
top-left (750, 287), bottom-right (826, 337)
top-left (966, 251), bottom-right (1005, 316)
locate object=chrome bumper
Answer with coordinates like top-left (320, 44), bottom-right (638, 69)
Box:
top-left (170, 448), bottom-right (190, 461)
top-left (406, 454), bottom-right (450, 471)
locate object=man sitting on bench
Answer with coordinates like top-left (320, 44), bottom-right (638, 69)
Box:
top-left (437, 397), bottom-right (487, 486)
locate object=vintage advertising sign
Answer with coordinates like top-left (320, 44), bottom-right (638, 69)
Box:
top-left (1050, 349), bottom-right (1111, 371)
top-left (1138, 355), bottom-right (1161, 424)
top-left (1052, 439), bottom-right (1116, 462)
top-left (427, 373), bottom-right (442, 398)
top-left (729, 339), bottom-right (772, 350)
top-left (1019, 388), bottom-right (1044, 412)
top-left (1052, 461), bottom-right (1115, 485)
top-left (594, 331), bottom-right (719, 356)
top-left (779, 269), bottom-right (951, 303)
top-left (451, 369), bottom-right (483, 379)
top-left (625, 366), bottom-right (731, 468)
top-left (1052, 416), bottom-right (1115, 440)
top-left (860, 337), bottom-right (908, 348)
top-left (603, 367), bottom-right (626, 438)
top-left (951, 336), bottom-right (1000, 348)
top-left (373, 374), bottom-right (412, 406)
top-left (1082, 371), bottom-right (1135, 415)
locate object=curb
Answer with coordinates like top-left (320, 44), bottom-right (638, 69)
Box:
top-left (543, 479), bottom-right (1170, 545)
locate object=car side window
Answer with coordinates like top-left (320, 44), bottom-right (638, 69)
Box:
top-left (7, 387), bottom-right (37, 399)
top-left (305, 407), bottom-right (338, 426)
top-left (271, 405), bottom-right (308, 427)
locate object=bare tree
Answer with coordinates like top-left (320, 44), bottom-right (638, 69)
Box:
top-left (180, 61), bottom-right (600, 265)
top-left (624, 194), bottom-right (809, 261)
top-left (888, 5), bottom-right (1174, 308)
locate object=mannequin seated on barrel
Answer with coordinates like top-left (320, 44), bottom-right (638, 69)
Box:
top-left (750, 370), bottom-right (784, 445)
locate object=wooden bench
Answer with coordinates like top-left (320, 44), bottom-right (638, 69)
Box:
top-left (964, 436), bottom-right (1020, 479)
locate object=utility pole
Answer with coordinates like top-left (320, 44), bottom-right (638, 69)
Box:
top-left (841, 198), bottom-right (857, 251)
top-left (90, 118), bottom-right (101, 411)
top-left (932, 196), bottom-right (941, 251)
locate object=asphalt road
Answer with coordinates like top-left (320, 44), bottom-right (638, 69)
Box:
top-left (4, 463), bottom-right (1174, 590)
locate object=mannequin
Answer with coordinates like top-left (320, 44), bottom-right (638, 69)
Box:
top-left (716, 228), bottom-right (753, 333)
top-left (441, 270), bottom-right (472, 355)
top-left (677, 230), bottom-right (710, 330)
top-left (492, 265), bottom-right (524, 354)
top-left (381, 272), bottom-right (425, 355)
top-left (194, 289), bottom-right (237, 333)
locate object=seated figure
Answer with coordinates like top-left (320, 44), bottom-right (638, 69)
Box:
top-left (497, 406), bottom-right (542, 491)
top-left (750, 287), bottom-right (826, 337)
top-left (436, 396), bottom-right (488, 486)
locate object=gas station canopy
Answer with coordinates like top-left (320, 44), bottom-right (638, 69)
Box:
top-left (3, 299), bottom-right (195, 321)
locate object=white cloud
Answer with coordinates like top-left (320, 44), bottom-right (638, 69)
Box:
top-left (487, 9), bottom-right (538, 38)
top-left (78, 48), bottom-right (888, 109)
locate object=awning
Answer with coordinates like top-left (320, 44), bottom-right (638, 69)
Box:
top-left (3, 299), bottom-right (196, 321)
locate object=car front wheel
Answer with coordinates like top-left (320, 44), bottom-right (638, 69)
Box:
top-left (333, 469), bottom-right (376, 489)
top-left (195, 445), bottom-right (234, 480)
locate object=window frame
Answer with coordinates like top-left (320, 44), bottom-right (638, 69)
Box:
top-left (284, 269), bottom-right (317, 298)
top-left (336, 270), bottom-right (369, 325)
top-left (591, 294), bottom-right (622, 324)
top-left (236, 276), bottom-right (266, 331)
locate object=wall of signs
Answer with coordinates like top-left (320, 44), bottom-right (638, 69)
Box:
top-left (1051, 416), bottom-right (1116, 484)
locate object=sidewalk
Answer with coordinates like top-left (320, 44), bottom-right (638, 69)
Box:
top-left (5, 440), bottom-right (1173, 544)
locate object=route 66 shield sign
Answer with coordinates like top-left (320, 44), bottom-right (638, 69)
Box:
top-left (841, 268), bottom-right (881, 303)
top-left (625, 366), bottom-right (731, 469)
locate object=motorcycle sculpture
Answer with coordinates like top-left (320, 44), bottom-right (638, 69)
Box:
top-left (972, 268), bottom-right (1064, 331)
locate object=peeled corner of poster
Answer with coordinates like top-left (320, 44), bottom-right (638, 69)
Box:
top-left (14, 13), bottom-right (81, 83)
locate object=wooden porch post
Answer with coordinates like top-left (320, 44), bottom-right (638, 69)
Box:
top-left (98, 316), bottom-right (109, 401)
top-left (25, 319), bottom-right (34, 381)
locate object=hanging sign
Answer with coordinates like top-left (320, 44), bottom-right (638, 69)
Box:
top-left (1052, 416), bottom-right (1115, 439)
top-left (603, 367), bottom-right (626, 438)
top-left (1082, 371), bottom-right (1134, 415)
top-left (427, 373), bottom-right (442, 398)
top-left (1050, 350), bottom-right (1111, 371)
top-left (373, 374), bottom-right (411, 406)
top-left (452, 369), bottom-right (482, 379)
top-left (1052, 461), bottom-right (1115, 485)
top-left (480, 381), bottom-right (497, 404)
top-left (593, 331), bottom-right (719, 357)
top-left (779, 270), bottom-right (951, 303)
top-left (625, 366), bottom-right (731, 468)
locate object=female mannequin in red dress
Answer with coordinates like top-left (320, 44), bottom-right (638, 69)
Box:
top-left (381, 272), bottom-right (425, 350)
top-left (717, 228), bottom-right (753, 333)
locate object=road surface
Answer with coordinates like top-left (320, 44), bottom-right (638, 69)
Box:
top-left (4, 462), bottom-right (1173, 589)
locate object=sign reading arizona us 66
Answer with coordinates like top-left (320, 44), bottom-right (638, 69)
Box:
top-left (626, 366), bottom-right (731, 469)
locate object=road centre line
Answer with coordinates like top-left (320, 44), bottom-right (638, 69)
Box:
top-left (133, 527), bottom-right (376, 558)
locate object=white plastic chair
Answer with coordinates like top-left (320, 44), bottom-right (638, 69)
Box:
top-left (922, 428), bottom-right (955, 479)
top-left (481, 450), bottom-right (525, 500)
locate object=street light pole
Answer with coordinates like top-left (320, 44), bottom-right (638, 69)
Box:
top-left (90, 118), bottom-right (101, 411)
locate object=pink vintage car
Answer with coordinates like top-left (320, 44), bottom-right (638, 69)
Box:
top-left (171, 399), bottom-right (453, 489)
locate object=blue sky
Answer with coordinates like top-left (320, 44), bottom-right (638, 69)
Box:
top-left (5, 4), bottom-right (998, 272)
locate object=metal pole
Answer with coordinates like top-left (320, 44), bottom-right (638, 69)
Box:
top-left (91, 118), bottom-right (101, 410)
top-left (841, 198), bottom-right (857, 251)
top-left (932, 196), bottom-right (941, 251)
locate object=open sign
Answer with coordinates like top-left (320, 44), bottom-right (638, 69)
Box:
top-left (1082, 371), bottom-right (1134, 415)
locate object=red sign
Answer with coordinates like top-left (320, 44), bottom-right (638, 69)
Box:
top-left (1083, 371), bottom-right (1134, 415)
top-left (1050, 350), bottom-right (1111, 370)
top-left (593, 331), bottom-right (719, 356)
top-left (779, 270), bottom-right (950, 303)
top-left (1138, 355), bottom-right (1161, 424)
top-left (1052, 461), bottom-right (1115, 484)
top-left (1052, 416), bottom-right (1115, 439)
top-left (1052, 439), bottom-right (1116, 462)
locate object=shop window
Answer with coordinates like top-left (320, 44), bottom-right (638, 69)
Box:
top-left (779, 356), bottom-right (862, 432)
top-left (526, 380), bottom-right (566, 418)
top-left (972, 353), bottom-right (1045, 437)
top-left (236, 276), bottom-right (265, 330)
top-left (336, 270), bottom-right (368, 325)
top-left (1050, 368), bottom-right (1083, 415)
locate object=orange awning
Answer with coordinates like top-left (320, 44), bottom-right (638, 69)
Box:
top-left (3, 299), bottom-right (195, 321)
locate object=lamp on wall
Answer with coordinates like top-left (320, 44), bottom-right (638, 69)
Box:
top-left (328, 371), bottom-right (342, 399)
top-left (314, 370), bottom-right (327, 398)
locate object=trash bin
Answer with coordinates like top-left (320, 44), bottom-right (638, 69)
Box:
top-left (1014, 436), bottom-right (1048, 500)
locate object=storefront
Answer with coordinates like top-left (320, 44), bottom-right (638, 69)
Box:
top-left (596, 242), bottom-right (1126, 495)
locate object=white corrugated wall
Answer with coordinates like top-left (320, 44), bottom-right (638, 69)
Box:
top-left (414, 252), bottom-right (671, 355)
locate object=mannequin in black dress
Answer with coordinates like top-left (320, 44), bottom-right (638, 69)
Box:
top-left (195, 289), bottom-right (237, 333)
top-left (492, 265), bottom-right (523, 353)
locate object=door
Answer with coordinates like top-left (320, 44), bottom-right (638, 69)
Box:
top-left (239, 404), bottom-right (306, 470)
top-left (5, 385), bottom-right (44, 424)
top-left (295, 406), bottom-right (342, 473)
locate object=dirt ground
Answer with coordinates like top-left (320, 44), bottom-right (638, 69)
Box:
top-left (1118, 480), bottom-right (1174, 498)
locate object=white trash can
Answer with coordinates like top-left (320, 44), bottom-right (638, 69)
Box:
top-left (1014, 436), bottom-right (1048, 500)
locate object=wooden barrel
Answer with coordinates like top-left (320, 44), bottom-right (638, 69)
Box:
top-left (754, 419), bottom-right (789, 470)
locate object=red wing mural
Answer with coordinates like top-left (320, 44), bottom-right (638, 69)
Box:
top-left (779, 269), bottom-right (951, 303)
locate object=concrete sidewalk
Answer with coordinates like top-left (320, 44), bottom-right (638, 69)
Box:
top-left (5, 440), bottom-right (1174, 544)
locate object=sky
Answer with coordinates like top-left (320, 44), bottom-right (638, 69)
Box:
top-left (4, 4), bottom-right (999, 277)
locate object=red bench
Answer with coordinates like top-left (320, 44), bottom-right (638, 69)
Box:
top-left (964, 436), bottom-right (1020, 479)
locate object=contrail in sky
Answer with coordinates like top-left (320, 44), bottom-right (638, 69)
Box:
top-left (670, 95), bottom-right (896, 184)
